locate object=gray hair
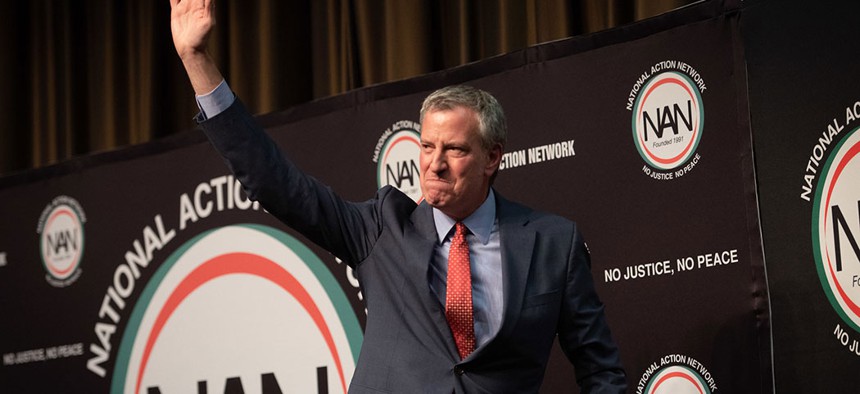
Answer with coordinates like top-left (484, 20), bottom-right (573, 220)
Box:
top-left (419, 85), bottom-right (507, 151)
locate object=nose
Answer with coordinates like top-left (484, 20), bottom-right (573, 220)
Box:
top-left (428, 149), bottom-right (447, 174)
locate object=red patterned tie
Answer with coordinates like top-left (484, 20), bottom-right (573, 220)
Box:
top-left (446, 221), bottom-right (475, 360)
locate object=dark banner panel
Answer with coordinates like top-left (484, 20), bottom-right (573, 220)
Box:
top-left (0, 2), bottom-right (772, 393)
top-left (744, 0), bottom-right (860, 391)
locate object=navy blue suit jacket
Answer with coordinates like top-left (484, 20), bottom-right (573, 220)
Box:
top-left (200, 99), bottom-right (626, 393)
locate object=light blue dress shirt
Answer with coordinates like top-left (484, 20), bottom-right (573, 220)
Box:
top-left (196, 81), bottom-right (505, 347)
top-left (195, 79), bottom-right (235, 120)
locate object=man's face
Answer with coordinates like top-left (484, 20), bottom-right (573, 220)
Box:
top-left (419, 106), bottom-right (502, 220)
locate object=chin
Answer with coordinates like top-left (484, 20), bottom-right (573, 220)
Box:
top-left (421, 189), bottom-right (440, 204)
top-left (423, 196), bottom-right (442, 207)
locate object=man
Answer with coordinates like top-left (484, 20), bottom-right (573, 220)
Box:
top-left (170, 0), bottom-right (626, 392)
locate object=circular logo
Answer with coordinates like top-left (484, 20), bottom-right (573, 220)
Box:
top-left (37, 195), bottom-right (86, 286)
top-left (376, 123), bottom-right (423, 202)
top-left (632, 71), bottom-right (704, 170)
top-left (637, 356), bottom-right (716, 394)
top-left (813, 126), bottom-right (860, 332)
top-left (644, 365), bottom-right (712, 394)
top-left (112, 224), bottom-right (362, 394)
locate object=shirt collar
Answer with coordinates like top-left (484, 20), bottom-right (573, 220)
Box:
top-left (432, 189), bottom-right (496, 245)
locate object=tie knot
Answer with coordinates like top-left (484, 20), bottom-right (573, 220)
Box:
top-left (452, 222), bottom-right (469, 245)
top-left (455, 221), bottom-right (467, 236)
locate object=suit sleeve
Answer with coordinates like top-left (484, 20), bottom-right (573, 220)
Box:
top-left (557, 226), bottom-right (627, 393)
top-left (198, 98), bottom-right (384, 267)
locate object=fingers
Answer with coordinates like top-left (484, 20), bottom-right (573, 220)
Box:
top-left (170, 0), bottom-right (213, 12)
top-left (201, 0), bottom-right (214, 14)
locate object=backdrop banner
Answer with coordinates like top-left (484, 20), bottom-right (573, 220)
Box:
top-left (0, 2), bottom-right (780, 393)
top-left (744, 0), bottom-right (860, 392)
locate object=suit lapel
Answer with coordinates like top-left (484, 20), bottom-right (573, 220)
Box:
top-left (499, 202), bottom-right (535, 342)
top-left (498, 198), bottom-right (535, 338)
top-left (469, 192), bottom-right (536, 359)
top-left (404, 201), bottom-right (439, 305)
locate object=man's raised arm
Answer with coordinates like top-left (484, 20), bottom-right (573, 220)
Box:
top-left (169, 0), bottom-right (223, 95)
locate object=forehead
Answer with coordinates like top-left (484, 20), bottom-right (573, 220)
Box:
top-left (420, 107), bottom-right (480, 139)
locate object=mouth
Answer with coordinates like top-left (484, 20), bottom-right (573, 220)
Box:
top-left (423, 178), bottom-right (451, 185)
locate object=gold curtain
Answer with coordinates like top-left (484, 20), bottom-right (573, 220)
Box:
top-left (0, 0), bottom-right (695, 176)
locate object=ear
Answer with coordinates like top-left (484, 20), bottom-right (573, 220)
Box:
top-left (485, 143), bottom-right (503, 176)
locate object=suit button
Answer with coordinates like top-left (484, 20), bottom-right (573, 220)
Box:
top-left (454, 367), bottom-right (465, 376)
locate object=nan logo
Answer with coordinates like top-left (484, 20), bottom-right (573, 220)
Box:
top-left (636, 354), bottom-right (717, 394)
top-left (628, 61), bottom-right (706, 180)
top-left (813, 126), bottom-right (860, 337)
top-left (37, 195), bottom-right (86, 287)
top-left (110, 225), bottom-right (362, 394)
top-left (371, 120), bottom-right (423, 202)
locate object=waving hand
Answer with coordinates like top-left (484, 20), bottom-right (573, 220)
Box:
top-left (169, 0), bottom-right (222, 94)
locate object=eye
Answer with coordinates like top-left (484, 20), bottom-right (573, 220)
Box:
top-left (449, 146), bottom-right (468, 155)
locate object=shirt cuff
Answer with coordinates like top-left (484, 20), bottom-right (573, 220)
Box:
top-left (195, 79), bottom-right (235, 121)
